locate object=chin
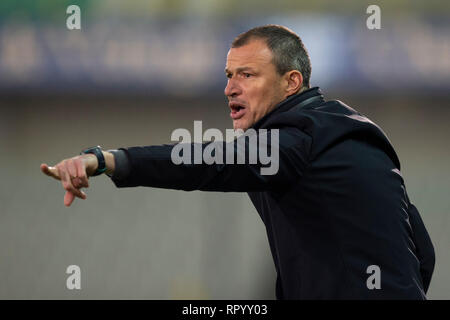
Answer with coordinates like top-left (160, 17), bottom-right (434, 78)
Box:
top-left (233, 121), bottom-right (248, 131)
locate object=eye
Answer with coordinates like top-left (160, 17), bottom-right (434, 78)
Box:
top-left (243, 73), bottom-right (252, 78)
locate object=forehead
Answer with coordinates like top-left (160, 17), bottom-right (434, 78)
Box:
top-left (226, 39), bottom-right (274, 70)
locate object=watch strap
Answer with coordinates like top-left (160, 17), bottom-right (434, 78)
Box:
top-left (80, 146), bottom-right (107, 176)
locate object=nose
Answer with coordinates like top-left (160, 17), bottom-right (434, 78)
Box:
top-left (224, 78), bottom-right (241, 98)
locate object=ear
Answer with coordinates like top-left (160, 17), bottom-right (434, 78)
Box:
top-left (284, 70), bottom-right (303, 97)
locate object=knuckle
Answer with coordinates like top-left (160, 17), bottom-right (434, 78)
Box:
top-left (68, 159), bottom-right (76, 170)
top-left (58, 161), bottom-right (68, 171)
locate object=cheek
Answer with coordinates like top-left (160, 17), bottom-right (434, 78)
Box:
top-left (244, 79), bottom-right (278, 121)
top-left (247, 84), bottom-right (269, 111)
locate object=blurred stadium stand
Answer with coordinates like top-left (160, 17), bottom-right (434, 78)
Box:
top-left (0, 0), bottom-right (449, 95)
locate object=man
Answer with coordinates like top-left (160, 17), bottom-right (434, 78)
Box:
top-left (41, 25), bottom-right (435, 299)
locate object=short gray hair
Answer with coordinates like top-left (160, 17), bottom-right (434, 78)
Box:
top-left (232, 24), bottom-right (312, 89)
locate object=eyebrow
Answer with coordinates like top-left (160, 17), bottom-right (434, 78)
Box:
top-left (224, 66), bottom-right (255, 74)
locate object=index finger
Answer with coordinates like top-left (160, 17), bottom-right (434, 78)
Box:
top-left (40, 163), bottom-right (61, 180)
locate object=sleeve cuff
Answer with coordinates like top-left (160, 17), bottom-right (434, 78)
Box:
top-left (106, 149), bottom-right (131, 181)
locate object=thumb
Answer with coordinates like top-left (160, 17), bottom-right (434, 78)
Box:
top-left (41, 163), bottom-right (61, 180)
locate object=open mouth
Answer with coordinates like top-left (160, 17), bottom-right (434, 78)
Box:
top-left (229, 103), bottom-right (246, 120)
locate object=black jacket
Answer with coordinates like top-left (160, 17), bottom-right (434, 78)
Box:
top-left (111, 87), bottom-right (435, 299)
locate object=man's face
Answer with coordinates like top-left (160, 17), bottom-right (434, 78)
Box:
top-left (224, 39), bottom-right (287, 130)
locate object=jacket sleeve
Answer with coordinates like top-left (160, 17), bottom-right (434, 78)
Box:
top-left (405, 192), bottom-right (435, 293)
top-left (110, 127), bottom-right (312, 192)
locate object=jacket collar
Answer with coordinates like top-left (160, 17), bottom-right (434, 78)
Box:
top-left (251, 87), bottom-right (324, 130)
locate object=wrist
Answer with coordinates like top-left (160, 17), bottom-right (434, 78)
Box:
top-left (82, 154), bottom-right (99, 176)
top-left (103, 151), bottom-right (115, 176)
top-left (80, 146), bottom-right (107, 176)
top-left (81, 152), bottom-right (114, 177)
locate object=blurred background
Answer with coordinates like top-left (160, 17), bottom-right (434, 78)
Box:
top-left (0, 0), bottom-right (449, 299)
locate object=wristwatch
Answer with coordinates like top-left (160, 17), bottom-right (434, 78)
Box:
top-left (80, 145), bottom-right (107, 176)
